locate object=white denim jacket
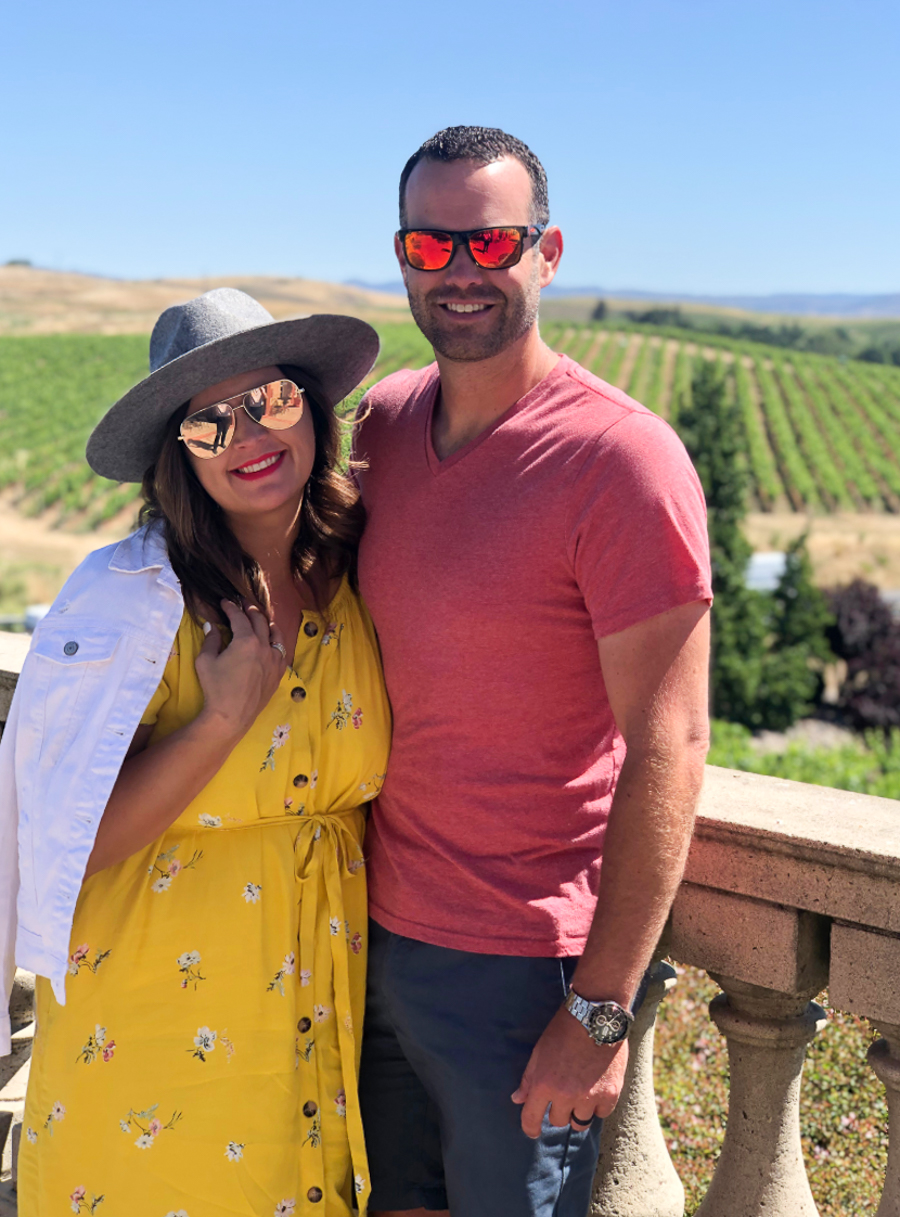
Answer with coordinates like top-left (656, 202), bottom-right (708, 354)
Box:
top-left (0, 525), bottom-right (184, 1054)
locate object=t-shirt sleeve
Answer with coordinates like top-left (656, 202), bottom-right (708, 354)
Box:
top-left (566, 411), bottom-right (712, 639)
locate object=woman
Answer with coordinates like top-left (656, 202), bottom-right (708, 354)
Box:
top-left (1, 288), bottom-right (390, 1216)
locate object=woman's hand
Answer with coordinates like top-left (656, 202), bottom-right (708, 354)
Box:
top-left (194, 599), bottom-right (288, 744)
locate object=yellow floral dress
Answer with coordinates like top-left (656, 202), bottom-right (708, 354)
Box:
top-left (19, 580), bottom-right (390, 1217)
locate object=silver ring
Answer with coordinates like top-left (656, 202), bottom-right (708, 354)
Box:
top-left (270, 641), bottom-right (287, 660)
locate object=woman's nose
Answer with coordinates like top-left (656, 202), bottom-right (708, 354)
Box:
top-left (230, 406), bottom-right (261, 447)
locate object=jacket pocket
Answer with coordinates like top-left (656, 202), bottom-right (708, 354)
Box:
top-left (28, 627), bottom-right (124, 773)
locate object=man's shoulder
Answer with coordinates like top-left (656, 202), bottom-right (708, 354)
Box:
top-left (550, 355), bottom-right (658, 428)
top-left (364, 363), bottom-right (437, 418)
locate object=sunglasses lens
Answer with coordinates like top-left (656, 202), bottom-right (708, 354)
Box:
top-left (404, 231), bottom-right (454, 271)
top-left (469, 228), bottom-right (523, 269)
top-left (180, 403), bottom-right (235, 458)
top-left (246, 380), bottom-right (306, 429)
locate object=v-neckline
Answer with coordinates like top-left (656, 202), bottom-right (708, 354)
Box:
top-left (423, 355), bottom-right (567, 476)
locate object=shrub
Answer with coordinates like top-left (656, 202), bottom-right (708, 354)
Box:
top-left (827, 580), bottom-right (900, 730)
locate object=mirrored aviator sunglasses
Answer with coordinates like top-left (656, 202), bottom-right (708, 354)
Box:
top-left (179, 379), bottom-right (306, 459)
top-left (400, 225), bottom-right (545, 272)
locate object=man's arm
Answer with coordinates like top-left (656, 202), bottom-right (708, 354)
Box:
top-left (512, 598), bottom-right (710, 1137)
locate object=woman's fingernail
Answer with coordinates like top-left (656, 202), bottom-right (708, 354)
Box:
top-left (202, 621), bottom-right (212, 635)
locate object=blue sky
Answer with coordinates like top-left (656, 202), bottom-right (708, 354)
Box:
top-left (2, 0), bottom-right (897, 294)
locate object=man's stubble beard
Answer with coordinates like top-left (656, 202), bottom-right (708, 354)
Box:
top-left (406, 258), bottom-right (542, 364)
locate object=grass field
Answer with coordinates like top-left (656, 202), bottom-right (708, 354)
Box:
top-left (2, 321), bottom-right (900, 529)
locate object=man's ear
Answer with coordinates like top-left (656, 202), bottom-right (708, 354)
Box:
top-left (394, 232), bottom-right (409, 288)
top-left (538, 226), bottom-right (563, 288)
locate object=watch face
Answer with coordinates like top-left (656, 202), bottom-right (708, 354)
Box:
top-left (587, 1004), bottom-right (630, 1044)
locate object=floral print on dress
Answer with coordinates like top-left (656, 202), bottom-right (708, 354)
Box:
top-left (165, 1211), bottom-right (189, 1217)
top-left (261, 724), bottom-right (290, 771)
top-left (120, 1104), bottom-right (182, 1149)
top-left (351, 708), bottom-right (363, 729)
top-left (354, 1174), bottom-right (367, 1196)
top-left (76, 1024), bottom-right (115, 1064)
top-left (225, 1141), bottom-right (245, 1161)
top-left (67, 944), bottom-right (111, 976)
top-left (177, 950), bottom-right (205, 989)
top-left (43, 1101), bottom-right (66, 1135)
top-left (313, 1005), bottom-right (332, 1023)
top-left (358, 771), bottom-right (386, 801)
top-left (334, 1089), bottom-right (346, 1118)
top-left (275, 1201), bottom-right (296, 1217)
top-left (302, 1102), bottom-right (321, 1149)
top-left (241, 882), bottom-right (262, 904)
top-left (267, 952), bottom-right (296, 996)
top-left (26, 1126), bottom-right (37, 1144)
top-left (69, 1187), bottom-right (104, 1213)
top-left (197, 813), bottom-right (222, 828)
top-left (149, 844), bottom-right (202, 892)
top-left (320, 621), bottom-right (342, 647)
top-left (310, 769), bottom-right (318, 789)
top-left (327, 690), bottom-right (354, 731)
top-left (189, 1027), bottom-right (217, 1061)
top-left (350, 932), bottom-right (362, 955)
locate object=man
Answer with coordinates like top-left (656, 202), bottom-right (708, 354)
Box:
top-left (354, 126), bottom-right (712, 1217)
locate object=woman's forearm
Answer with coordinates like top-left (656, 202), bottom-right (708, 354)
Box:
top-left (84, 710), bottom-right (243, 879)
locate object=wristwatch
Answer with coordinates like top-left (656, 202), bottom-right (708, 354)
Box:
top-left (564, 988), bottom-right (635, 1046)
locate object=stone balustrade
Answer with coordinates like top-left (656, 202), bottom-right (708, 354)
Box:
top-left (0, 639), bottom-right (897, 1213)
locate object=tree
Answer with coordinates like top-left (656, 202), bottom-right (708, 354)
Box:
top-left (591, 299), bottom-right (607, 322)
top-left (678, 361), bottom-right (833, 730)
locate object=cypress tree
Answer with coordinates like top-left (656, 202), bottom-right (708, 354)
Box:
top-left (678, 360), bottom-right (833, 730)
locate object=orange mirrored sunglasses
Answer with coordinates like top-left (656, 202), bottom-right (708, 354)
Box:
top-left (398, 225), bottom-right (545, 272)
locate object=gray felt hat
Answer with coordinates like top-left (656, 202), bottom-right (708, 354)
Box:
top-left (86, 287), bottom-right (380, 482)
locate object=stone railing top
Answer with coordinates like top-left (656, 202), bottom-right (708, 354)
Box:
top-left (693, 766), bottom-right (900, 934)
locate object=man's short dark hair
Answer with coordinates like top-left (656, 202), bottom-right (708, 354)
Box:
top-left (399, 126), bottom-right (550, 228)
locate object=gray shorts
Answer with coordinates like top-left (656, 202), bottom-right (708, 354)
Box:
top-left (358, 919), bottom-right (603, 1217)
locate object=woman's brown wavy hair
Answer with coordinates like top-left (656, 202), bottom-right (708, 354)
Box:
top-left (139, 365), bottom-right (364, 622)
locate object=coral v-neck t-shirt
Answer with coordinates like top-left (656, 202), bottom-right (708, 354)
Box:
top-left (355, 354), bottom-right (711, 956)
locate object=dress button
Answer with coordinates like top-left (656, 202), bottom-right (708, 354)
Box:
top-left (291, 686), bottom-right (307, 702)
top-left (63, 641), bottom-right (79, 656)
top-left (293, 774), bottom-right (309, 788)
top-left (303, 620), bottom-right (318, 637)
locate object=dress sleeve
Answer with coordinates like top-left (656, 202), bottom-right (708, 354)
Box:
top-left (140, 677), bottom-right (171, 726)
top-left (139, 636), bottom-right (180, 726)
top-left (566, 411), bottom-right (713, 640)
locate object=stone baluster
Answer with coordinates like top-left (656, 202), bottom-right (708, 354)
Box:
top-left (1, 969), bottom-right (35, 1186)
top-left (867, 1025), bottom-right (900, 1217)
top-left (695, 976), bottom-right (826, 1217)
top-left (592, 959), bottom-right (684, 1217)
top-left (667, 882), bottom-right (829, 1217)
top-left (830, 921), bottom-right (900, 1217)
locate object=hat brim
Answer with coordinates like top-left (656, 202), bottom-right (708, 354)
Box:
top-left (86, 313), bottom-right (380, 483)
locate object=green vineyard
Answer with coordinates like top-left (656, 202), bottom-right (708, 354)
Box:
top-left (1, 320), bottom-right (900, 528)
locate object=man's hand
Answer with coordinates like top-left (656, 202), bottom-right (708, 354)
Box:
top-left (511, 1006), bottom-right (629, 1138)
